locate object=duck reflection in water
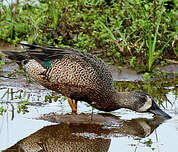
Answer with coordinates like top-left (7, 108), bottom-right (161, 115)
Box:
top-left (3, 113), bottom-right (166, 152)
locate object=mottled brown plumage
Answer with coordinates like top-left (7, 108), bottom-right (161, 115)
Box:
top-left (2, 43), bottom-right (171, 118)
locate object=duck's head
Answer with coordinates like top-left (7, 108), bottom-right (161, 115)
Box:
top-left (131, 92), bottom-right (171, 119)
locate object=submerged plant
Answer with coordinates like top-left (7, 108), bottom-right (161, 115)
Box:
top-left (0, 54), bottom-right (4, 69)
top-left (17, 100), bottom-right (29, 114)
top-left (0, 106), bottom-right (4, 115)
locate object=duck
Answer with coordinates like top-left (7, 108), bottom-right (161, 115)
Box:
top-left (2, 43), bottom-right (171, 119)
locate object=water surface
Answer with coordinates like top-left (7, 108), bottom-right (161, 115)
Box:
top-left (0, 45), bottom-right (178, 152)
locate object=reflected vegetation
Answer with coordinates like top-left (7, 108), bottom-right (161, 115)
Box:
top-left (0, 87), bottom-right (61, 116)
top-left (3, 113), bottom-right (165, 152)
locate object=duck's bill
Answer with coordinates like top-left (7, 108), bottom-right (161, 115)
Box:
top-left (148, 102), bottom-right (172, 119)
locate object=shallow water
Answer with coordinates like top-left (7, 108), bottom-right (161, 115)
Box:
top-left (0, 45), bottom-right (178, 152)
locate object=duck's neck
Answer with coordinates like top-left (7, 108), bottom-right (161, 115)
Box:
top-left (109, 90), bottom-right (137, 111)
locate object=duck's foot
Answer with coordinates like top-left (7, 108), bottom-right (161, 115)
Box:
top-left (68, 98), bottom-right (77, 114)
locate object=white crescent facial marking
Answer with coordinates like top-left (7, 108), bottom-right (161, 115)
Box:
top-left (138, 95), bottom-right (152, 112)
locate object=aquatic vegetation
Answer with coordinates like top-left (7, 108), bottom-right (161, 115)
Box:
top-left (17, 100), bottom-right (29, 114)
top-left (0, 87), bottom-right (61, 115)
top-left (45, 95), bottom-right (59, 103)
top-left (0, 106), bottom-right (4, 115)
top-left (130, 138), bottom-right (156, 151)
top-left (0, 53), bottom-right (4, 69)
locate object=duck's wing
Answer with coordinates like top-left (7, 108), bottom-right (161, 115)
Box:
top-left (20, 43), bottom-right (114, 92)
top-left (20, 43), bottom-right (72, 67)
top-left (20, 43), bottom-right (104, 70)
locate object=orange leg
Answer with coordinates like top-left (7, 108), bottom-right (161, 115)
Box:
top-left (68, 98), bottom-right (77, 114)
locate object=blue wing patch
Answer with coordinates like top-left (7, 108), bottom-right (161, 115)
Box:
top-left (43, 61), bottom-right (51, 68)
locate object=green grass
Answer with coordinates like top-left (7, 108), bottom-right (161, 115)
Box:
top-left (146, 9), bottom-right (161, 72)
top-left (0, 0), bottom-right (177, 71)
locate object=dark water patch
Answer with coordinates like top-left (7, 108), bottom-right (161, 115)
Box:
top-left (110, 64), bottom-right (178, 81)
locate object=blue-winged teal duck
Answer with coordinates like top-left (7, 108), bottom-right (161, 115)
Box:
top-left (3, 43), bottom-right (171, 118)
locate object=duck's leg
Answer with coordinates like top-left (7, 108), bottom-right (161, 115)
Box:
top-left (68, 98), bottom-right (77, 114)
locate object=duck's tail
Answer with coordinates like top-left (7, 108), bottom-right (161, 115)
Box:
top-left (19, 42), bottom-right (39, 50)
top-left (3, 42), bottom-right (71, 68)
top-left (2, 51), bottom-right (27, 67)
